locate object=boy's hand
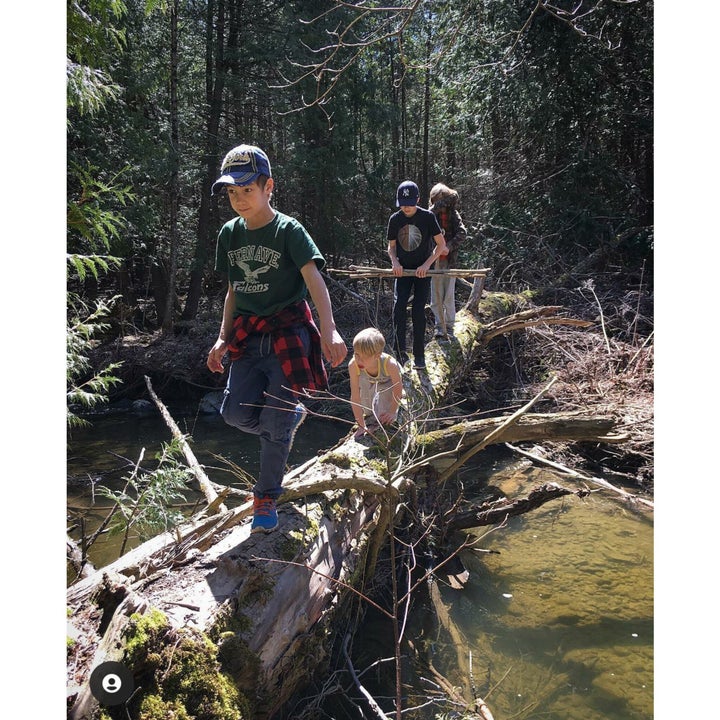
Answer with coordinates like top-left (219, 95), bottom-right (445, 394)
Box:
top-left (322, 329), bottom-right (348, 368)
top-left (207, 339), bottom-right (227, 373)
top-left (391, 259), bottom-right (403, 277)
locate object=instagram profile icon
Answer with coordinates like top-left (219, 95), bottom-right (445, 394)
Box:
top-left (89, 661), bottom-right (134, 706)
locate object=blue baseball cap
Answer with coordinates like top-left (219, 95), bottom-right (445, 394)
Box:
top-left (396, 180), bottom-right (419, 207)
top-left (211, 144), bottom-right (272, 196)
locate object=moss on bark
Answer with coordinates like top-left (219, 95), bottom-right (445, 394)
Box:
top-left (108, 608), bottom-right (253, 720)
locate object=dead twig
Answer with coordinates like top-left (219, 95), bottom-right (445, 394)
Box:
top-left (343, 634), bottom-right (391, 720)
top-left (505, 442), bottom-right (653, 509)
top-left (144, 375), bottom-right (227, 514)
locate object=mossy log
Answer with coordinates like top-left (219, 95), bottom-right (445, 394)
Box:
top-left (66, 292), bottom-right (622, 720)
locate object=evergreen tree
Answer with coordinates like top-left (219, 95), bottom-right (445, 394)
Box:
top-left (67, 0), bottom-right (132, 425)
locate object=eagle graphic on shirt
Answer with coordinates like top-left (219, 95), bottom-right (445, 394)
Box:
top-left (231, 261), bottom-right (272, 293)
top-left (235, 260), bottom-right (272, 283)
top-left (227, 245), bottom-right (280, 294)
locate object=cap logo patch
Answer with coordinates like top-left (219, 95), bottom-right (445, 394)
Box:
top-left (223, 148), bottom-right (254, 172)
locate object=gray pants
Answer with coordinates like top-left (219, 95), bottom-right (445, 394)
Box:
top-left (220, 329), bottom-right (309, 498)
top-left (431, 259), bottom-right (456, 332)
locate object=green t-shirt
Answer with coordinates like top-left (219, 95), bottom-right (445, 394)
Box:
top-left (214, 211), bottom-right (325, 317)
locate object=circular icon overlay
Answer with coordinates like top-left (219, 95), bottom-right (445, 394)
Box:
top-left (89, 661), bottom-right (135, 706)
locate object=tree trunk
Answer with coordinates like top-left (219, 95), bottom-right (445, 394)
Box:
top-left (66, 292), bottom-right (628, 719)
top-left (421, 21), bottom-right (431, 200)
top-left (181, 0), bottom-right (226, 323)
top-left (162, 0), bottom-right (180, 335)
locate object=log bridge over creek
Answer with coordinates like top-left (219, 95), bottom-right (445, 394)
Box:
top-left (67, 281), bottom-right (647, 720)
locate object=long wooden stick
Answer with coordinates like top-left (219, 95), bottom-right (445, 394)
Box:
top-left (329, 265), bottom-right (490, 278)
top-left (144, 375), bottom-right (227, 514)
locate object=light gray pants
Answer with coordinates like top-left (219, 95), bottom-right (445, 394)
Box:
top-left (431, 259), bottom-right (456, 331)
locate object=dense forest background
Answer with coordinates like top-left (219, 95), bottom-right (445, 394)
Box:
top-left (67, 0), bottom-right (653, 365)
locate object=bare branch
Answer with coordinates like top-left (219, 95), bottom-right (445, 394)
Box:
top-left (539, 0), bottom-right (629, 49)
top-left (274, 0), bottom-right (631, 113)
top-left (505, 442), bottom-right (653, 509)
top-left (145, 375), bottom-right (227, 513)
top-left (271, 0), bottom-right (425, 111)
top-left (438, 375), bottom-right (559, 482)
top-left (343, 634), bottom-right (392, 719)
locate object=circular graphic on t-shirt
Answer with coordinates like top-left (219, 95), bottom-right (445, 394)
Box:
top-left (398, 224), bottom-right (423, 252)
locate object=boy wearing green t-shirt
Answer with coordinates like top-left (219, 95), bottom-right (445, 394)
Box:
top-left (207, 144), bottom-right (347, 533)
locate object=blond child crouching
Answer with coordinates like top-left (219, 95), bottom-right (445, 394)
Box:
top-left (348, 328), bottom-right (403, 439)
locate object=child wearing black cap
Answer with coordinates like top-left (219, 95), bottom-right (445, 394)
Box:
top-left (207, 144), bottom-right (348, 533)
top-left (386, 180), bottom-right (446, 369)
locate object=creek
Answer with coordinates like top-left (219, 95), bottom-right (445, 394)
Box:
top-left (67, 407), bottom-right (652, 719)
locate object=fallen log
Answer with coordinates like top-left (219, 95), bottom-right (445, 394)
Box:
top-left (66, 410), bottom-right (622, 717)
top-left (480, 306), bottom-right (593, 342)
top-left (420, 412), bottom-right (628, 456)
top-left (68, 579), bottom-right (150, 720)
top-left (66, 291), bottom-right (627, 720)
top-left (416, 294), bottom-right (599, 414)
top-left (65, 411), bottom-right (621, 602)
top-left (447, 482), bottom-right (589, 532)
top-left (505, 442), bottom-right (653, 509)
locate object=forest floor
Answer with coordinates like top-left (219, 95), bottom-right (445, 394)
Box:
top-left (87, 278), bottom-right (654, 495)
top-left (527, 282), bottom-right (654, 493)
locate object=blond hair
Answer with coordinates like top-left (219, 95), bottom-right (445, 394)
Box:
top-left (353, 328), bottom-right (386, 357)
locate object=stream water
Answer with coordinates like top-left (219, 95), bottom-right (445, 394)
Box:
top-left (67, 408), bottom-right (653, 719)
top-left (427, 466), bottom-right (653, 720)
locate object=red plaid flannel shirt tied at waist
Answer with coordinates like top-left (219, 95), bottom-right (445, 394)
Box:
top-left (226, 299), bottom-right (328, 394)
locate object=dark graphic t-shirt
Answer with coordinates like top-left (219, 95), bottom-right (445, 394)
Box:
top-left (214, 211), bottom-right (325, 317)
top-left (386, 207), bottom-right (442, 269)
